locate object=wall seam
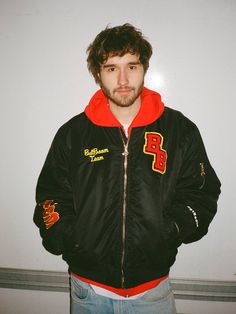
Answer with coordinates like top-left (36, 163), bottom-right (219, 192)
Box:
top-left (0, 267), bottom-right (235, 302)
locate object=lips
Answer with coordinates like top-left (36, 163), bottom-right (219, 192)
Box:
top-left (115, 88), bottom-right (133, 94)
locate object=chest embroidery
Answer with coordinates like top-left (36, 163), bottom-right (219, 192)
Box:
top-left (84, 147), bottom-right (109, 162)
top-left (143, 132), bottom-right (167, 174)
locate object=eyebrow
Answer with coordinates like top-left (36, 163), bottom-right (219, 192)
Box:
top-left (102, 61), bottom-right (141, 69)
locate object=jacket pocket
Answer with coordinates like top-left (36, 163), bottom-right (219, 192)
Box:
top-left (162, 218), bottom-right (182, 249)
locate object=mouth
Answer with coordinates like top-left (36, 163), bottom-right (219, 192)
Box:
top-left (115, 88), bottom-right (133, 95)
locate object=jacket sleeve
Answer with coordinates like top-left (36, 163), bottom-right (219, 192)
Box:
top-left (169, 126), bottom-right (221, 244)
top-left (33, 126), bottom-right (76, 255)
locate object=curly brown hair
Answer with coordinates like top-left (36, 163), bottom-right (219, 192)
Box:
top-left (86, 23), bottom-right (153, 84)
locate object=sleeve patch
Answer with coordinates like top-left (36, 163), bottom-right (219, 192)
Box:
top-left (41, 200), bottom-right (60, 229)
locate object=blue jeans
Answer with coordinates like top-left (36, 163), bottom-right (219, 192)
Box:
top-left (70, 275), bottom-right (177, 314)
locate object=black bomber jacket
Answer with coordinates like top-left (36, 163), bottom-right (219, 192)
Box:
top-left (34, 87), bottom-right (221, 289)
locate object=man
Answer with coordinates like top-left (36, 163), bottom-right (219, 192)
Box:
top-left (34, 23), bottom-right (221, 314)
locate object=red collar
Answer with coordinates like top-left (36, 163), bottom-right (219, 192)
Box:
top-left (84, 87), bottom-right (164, 130)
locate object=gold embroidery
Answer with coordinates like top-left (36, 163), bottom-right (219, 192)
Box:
top-left (84, 147), bottom-right (109, 163)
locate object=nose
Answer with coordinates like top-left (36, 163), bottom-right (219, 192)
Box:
top-left (118, 69), bottom-right (129, 86)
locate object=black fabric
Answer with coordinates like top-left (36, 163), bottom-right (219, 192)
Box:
top-left (34, 107), bottom-right (221, 289)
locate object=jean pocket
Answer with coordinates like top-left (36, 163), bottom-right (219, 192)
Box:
top-left (139, 278), bottom-right (172, 303)
top-left (70, 275), bottom-right (91, 302)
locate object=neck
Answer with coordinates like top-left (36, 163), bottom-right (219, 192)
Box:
top-left (108, 98), bottom-right (141, 126)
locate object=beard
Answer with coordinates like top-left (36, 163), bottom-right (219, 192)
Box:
top-left (100, 81), bottom-right (144, 108)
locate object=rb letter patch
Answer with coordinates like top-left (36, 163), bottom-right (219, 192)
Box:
top-left (143, 132), bottom-right (167, 174)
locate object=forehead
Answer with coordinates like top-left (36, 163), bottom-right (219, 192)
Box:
top-left (102, 53), bottom-right (140, 66)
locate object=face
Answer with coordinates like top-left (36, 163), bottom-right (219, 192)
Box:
top-left (99, 53), bottom-right (145, 107)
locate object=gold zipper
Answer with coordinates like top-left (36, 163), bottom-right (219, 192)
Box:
top-left (119, 128), bottom-right (129, 294)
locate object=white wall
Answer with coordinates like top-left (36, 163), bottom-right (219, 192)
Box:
top-left (0, 288), bottom-right (70, 314)
top-left (0, 0), bottom-right (235, 285)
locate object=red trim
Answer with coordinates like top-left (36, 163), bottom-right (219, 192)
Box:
top-left (84, 87), bottom-right (165, 135)
top-left (71, 272), bottom-right (169, 297)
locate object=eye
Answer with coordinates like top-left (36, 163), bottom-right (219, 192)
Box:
top-left (129, 65), bottom-right (137, 70)
top-left (107, 67), bottom-right (116, 72)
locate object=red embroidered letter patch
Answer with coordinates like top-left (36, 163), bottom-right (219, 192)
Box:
top-left (42, 200), bottom-right (60, 229)
top-left (143, 132), bottom-right (167, 174)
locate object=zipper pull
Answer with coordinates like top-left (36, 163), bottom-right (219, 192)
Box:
top-left (122, 145), bottom-right (129, 156)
